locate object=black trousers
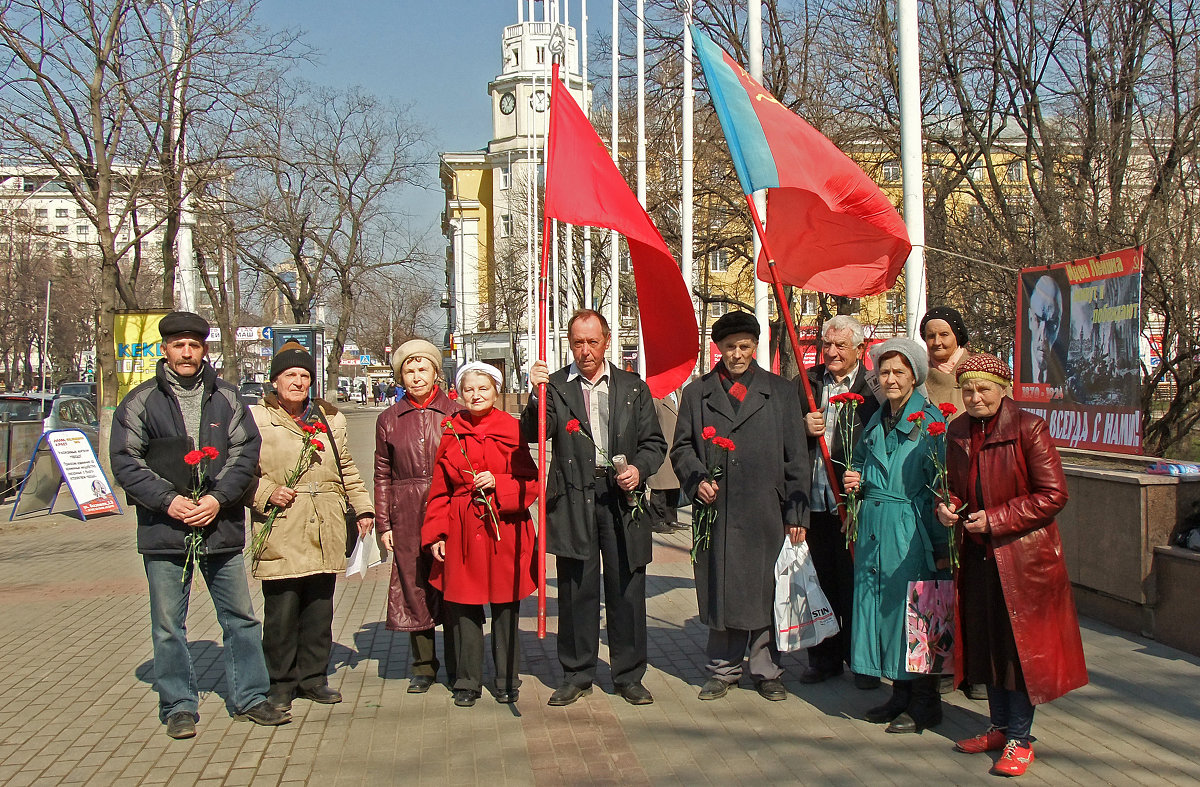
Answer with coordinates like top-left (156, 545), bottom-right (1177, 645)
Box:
top-left (805, 510), bottom-right (855, 672)
top-left (261, 573), bottom-right (336, 695)
top-left (409, 628), bottom-right (457, 682)
top-left (647, 488), bottom-right (680, 527)
top-left (555, 485), bottom-right (647, 688)
top-left (445, 600), bottom-right (521, 693)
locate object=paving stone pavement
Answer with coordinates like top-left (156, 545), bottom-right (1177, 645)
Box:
top-left (2, 404), bottom-right (1199, 785)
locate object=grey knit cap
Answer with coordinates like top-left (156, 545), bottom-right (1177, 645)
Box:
top-left (869, 336), bottom-right (930, 387)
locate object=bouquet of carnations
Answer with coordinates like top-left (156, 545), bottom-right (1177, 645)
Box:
top-left (181, 446), bottom-right (219, 582)
top-left (828, 392), bottom-right (866, 547)
top-left (691, 426), bottom-right (735, 562)
top-left (249, 419), bottom-right (327, 561)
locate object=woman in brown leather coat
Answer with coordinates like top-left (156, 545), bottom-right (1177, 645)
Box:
top-left (937, 354), bottom-right (1087, 778)
top-left (374, 339), bottom-right (463, 692)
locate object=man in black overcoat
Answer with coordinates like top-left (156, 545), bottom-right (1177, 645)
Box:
top-left (796, 315), bottom-right (882, 689)
top-left (521, 309), bottom-right (666, 706)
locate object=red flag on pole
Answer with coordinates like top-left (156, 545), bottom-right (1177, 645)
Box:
top-left (543, 64), bottom-right (698, 398)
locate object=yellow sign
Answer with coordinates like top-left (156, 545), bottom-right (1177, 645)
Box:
top-left (114, 311), bottom-right (170, 400)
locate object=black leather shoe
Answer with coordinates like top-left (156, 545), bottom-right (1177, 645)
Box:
top-left (268, 690), bottom-right (292, 712)
top-left (885, 707), bottom-right (943, 734)
top-left (236, 700), bottom-right (291, 726)
top-left (547, 683), bottom-right (592, 706)
top-left (614, 682), bottom-right (654, 705)
top-left (298, 685), bottom-right (342, 704)
top-left (652, 523), bottom-right (675, 534)
top-left (165, 711), bottom-right (196, 739)
top-left (798, 665), bottom-right (844, 684)
top-left (493, 688), bottom-right (519, 704)
top-left (698, 678), bottom-right (731, 700)
top-left (853, 673), bottom-right (882, 690)
top-left (407, 675), bottom-right (435, 694)
top-left (453, 689), bottom-right (481, 707)
top-left (755, 678), bottom-right (788, 702)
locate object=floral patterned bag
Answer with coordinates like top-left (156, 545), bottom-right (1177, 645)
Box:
top-left (905, 580), bottom-right (955, 674)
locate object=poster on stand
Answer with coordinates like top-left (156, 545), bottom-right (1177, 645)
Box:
top-left (1013, 247), bottom-right (1143, 454)
top-left (9, 430), bottom-right (121, 520)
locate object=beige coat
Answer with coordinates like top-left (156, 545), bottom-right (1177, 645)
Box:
top-left (248, 396), bottom-right (374, 580)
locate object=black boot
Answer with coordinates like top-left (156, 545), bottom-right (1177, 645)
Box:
top-left (864, 679), bottom-right (912, 724)
top-left (886, 675), bottom-right (943, 733)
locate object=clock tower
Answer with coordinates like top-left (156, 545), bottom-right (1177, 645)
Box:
top-left (440, 6), bottom-right (590, 385)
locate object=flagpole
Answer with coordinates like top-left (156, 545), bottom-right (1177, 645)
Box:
top-left (748, 0), bottom-right (771, 366)
top-left (744, 193), bottom-right (847, 521)
top-left (635, 0), bottom-right (648, 380)
top-left (582, 0), bottom-right (593, 309)
top-left (609, 0), bottom-right (621, 364)
top-left (679, 1), bottom-right (696, 353)
top-left (899, 0), bottom-right (927, 335)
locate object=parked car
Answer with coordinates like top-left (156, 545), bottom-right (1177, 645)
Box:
top-left (238, 381), bottom-right (265, 406)
top-left (57, 382), bottom-right (97, 405)
top-left (0, 393), bottom-right (100, 451)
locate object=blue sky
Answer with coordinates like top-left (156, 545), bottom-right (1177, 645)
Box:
top-left (257, 1), bottom-right (613, 235)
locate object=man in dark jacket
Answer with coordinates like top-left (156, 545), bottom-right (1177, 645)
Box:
top-left (111, 311), bottom-right (287, 739)
top-left (796, 315), bottom-right (882, 689)
top-left (521, 309), bottom-right (666, 707)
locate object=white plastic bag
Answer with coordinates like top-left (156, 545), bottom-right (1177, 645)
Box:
top-left (774, 540), bottom-right (839, 652)
top-left (345, 532), bottom-right (383, 578)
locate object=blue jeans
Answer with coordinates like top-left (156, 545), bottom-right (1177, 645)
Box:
top-left (144, 552), bottom-right (270, 721)
top-left (987, 685), bottom-right (1036, 744)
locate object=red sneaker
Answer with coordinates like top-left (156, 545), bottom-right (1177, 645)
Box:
top-left (955, 726), bottom-right (1007, 754)
top-left (991, 740), bottom-right (1035, 776)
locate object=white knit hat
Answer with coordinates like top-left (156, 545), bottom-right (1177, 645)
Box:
top-left (455, 361), bottom-right (504, 391)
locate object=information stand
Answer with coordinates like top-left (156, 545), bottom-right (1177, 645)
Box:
top-left (9, 430), bottom-right (121, 520)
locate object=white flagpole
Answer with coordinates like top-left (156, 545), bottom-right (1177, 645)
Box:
top-left (635, 0), bottom-right (648, 379)
top-left (680, 1), bottom-right (696, 372)
top-left (749, 0), bottom-right (771, 367)
top-left (609, 0), bottom-right (621, 364)
top-left (582, 0), bottom-right (593, 309)
top-left (899, 0), bottom-right (927, 335)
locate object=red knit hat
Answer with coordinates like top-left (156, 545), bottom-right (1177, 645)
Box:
top-left (956, 353), bottom-right (1013, 387)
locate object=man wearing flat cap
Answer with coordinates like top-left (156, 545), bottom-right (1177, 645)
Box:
top-left (111, 311), bottom-right (287, 739)
top-left (521, 309), bottom-right (666, 707)
top-left (670, 311), bottom-right (809, 702)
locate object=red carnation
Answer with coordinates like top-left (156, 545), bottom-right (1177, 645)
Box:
top-left (310, 439), bottom-right (324, 451)
top-left (201, 446), bottom-right (219, 460)
top-left (927, 422), bottom-right (947, 436)
top-left (702, 426), bottom-right (717, 440)
top-left (441, 416), bottom-right (453, 429)
top-left (846, 393), bottom-right (866, 404)
top-left (713, 437), bottom-right (736, 451)
top-left (828, 393), bottom-right (848, 405)
top-left (313, 422), bottom-right (328, 433)
top-left (184, 450), bottom-right (204, 466)
top-left (565, 419), bottom-right (582, 434)
top-left (907, 412), bottom-right (926, 423)
top-left (448, 390), bottom-right (458, 400)
top-left (300, 422), bottom-right (317, 434)
top-left (938, 402), bottom-right (957, 418)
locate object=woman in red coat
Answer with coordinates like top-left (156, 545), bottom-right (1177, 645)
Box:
top-left (374, 340), bottom-right (463, 693)
top-left (936, 354), bottom-right (1087, 777)
top-left (422, 361), bottom-right (539, 708)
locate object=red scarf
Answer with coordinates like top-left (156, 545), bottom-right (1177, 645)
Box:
top-left (409, 388), bottom-right (439, 409)
top-left (716, 363), bottom-right (751, 408)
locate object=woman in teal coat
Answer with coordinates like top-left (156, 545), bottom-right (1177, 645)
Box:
top-left (843, 336), bottom-right (950, 735)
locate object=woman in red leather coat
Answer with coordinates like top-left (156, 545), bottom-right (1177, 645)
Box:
top-left (937, 354), bottom-right (1088, 777)
top-left (374, 340), bottom-right (463, 693)
top-left (422, 362), bottom-right (539, 708)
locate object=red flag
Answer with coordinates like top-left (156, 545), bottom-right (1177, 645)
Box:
top-left (691, 27), bottom-right (910, 297)
top-left (543, 65), bottom-right (698, 398)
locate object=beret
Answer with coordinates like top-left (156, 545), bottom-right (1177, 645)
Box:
top-left (869, 336), bottom-right (930, 387)
top-left (270, 340), bottom-right (316, 381)
top-left (158, 311), bottom-right (210, 340)
top-left (956, 353), bottom-right (1013, 386)
top-left (392, 339), bottom-right (443, 377)
top-left (711, 310), bottom-right (760, 344)
top-left (920, 306), bottom-right (969, 347)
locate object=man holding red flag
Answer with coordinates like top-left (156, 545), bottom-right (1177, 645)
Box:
top-left (520, 310), bottom-right (666, 707)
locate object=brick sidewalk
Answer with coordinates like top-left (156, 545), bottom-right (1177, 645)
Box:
top-left (2, 406), bottom-right (1199, 785)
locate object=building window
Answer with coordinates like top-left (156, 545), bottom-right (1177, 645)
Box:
top-left (1006, 161), bottom-right (1024, 183)
top-left (35, 208), bottom-right (48, 218)
top-left (620, 303), bottom-right (636, 327)
top-left (800, 293), bottom-right (819, 315)
top-left (709, 249), bottom-right (729, 272)
top-left (709, 301), bottom-right (729, 319)
top-left (882, 160), bottom-right (902, 182)
top-left (886, 291), bottom-right (903, 315)
top-left (15, 208), bottom-right (28, 217)
top-left (498, 164), bottom-right (512, 190)
top-left (56, 208), bottom-right (68, 218)
top-left (55, 241), bottom-right (69, 252)
top-left (536, 46), bottom-right (546, 65)
top-left (620, 250), bottom-right (632, 274)
top-left (56, 224), bottom-right (68, 234)
top-left (76, 225), bottom-right (88, 236)
top-left (969, 204), bottom-right (988, 225)
top-left (500, 214), bottom-right (514, 237)
top-left (969, 160), bottom-right (987, 182)
top-left (509, 47), bottom-right (519, 68)
top-left (76, 208), bottom-right (86, 218)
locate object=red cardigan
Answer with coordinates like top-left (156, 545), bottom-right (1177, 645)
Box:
top-left (421, 408), bottom-right (540, 605)
top-left (947, 396), bottom-right (1088, 705)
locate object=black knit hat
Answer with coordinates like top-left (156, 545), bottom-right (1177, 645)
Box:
top-left (920, 306), bottom-right (969, 347)
top-left (159, 311), bottom-right (210, 340)
top-left (711, 310), bottom-right (760, 344)
top-left (270, 341), bottom-right (316, 381)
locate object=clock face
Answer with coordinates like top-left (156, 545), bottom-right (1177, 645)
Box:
top-left (530, 90), bottom-right (549, 112)
top-left (499, 92), bottom-right (516, 115)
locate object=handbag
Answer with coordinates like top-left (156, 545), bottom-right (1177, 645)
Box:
top-left (904, 579), bottom-right (956, 674)
top-left (773, 540), bottom-right (839, 652)
top-left (313, 408), bottom-right (358, 557)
